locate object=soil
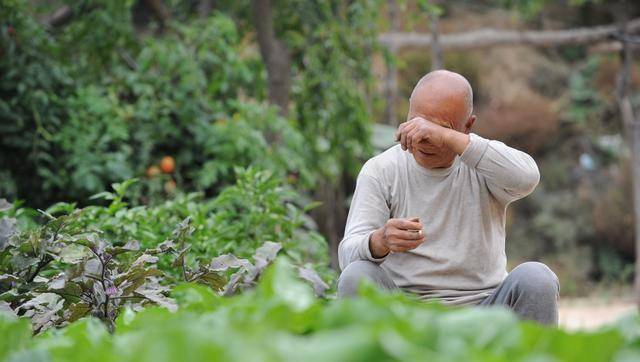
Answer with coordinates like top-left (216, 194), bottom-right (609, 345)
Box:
top-left (559, 297), bottom-right (637, 331)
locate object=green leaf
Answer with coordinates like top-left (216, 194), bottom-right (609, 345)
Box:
top-left (252, 241), bottom-right (281, 269)
top-left (297, 266), bottom-right (329, 297)
top-left (0, 217), bottom-right (18, 250)
top-left (18, 293), bottom-right (65, 332)
top-left (0, 312), bottom-right (32, 361)
top-left (0, 301), bottom-right (16, 317)
top-left (35, 318), bottom-right (110, 361)
top-left (258, 258), bottom-right (315, 312)
top-left (59, 244), bottom-right (91, 264)
top-left (89, 192), bottom-right (115, 201)
top-left (0, 199), bottom-right (12, 212)
top-left (134, 284), bottom-right (177, 313)
top-left (111, 178), bottom-right (139, 198)
top-left (107, 239), bottom-right (140, 256)
top-left (44, 202), bottom-right (76, 216)
top-left (303, 201), bottom-right (323, 213)
top-left (171, 283), bottom-right (221, 312)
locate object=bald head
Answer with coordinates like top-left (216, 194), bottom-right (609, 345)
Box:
top-left (409, 70), bottom-right (474, 130)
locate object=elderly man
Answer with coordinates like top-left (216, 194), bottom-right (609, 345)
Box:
top-left (337, 70), bottom-right (560, 326)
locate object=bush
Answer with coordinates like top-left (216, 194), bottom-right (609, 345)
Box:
top-left (0, 0), bottom-right (73, 204)
top-left (0, 170), bottom-right (330, 332)
top-left (1, 4), bottom-right (310, 207)
top-left (1, 259), bottom-right (639, 361)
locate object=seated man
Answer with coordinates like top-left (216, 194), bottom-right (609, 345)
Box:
top-left (337, 70), bottom-right (560, 326)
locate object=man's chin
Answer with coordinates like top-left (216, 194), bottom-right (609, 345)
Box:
top-left (413, 151), bottom-right (453, 169)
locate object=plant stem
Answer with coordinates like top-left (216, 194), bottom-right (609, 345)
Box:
top-left (27, 255), bottom-right (52, 282)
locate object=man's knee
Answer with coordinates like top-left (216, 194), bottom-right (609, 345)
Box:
top-left (337, 260), bottom-right (396, 298)
top-left (510, 262), bottom-right (560, 300)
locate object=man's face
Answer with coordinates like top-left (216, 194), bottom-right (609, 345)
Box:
top-left (406, 70), bottom-right (475, 169)
top-left (407, 112), bottom-right (460, 169)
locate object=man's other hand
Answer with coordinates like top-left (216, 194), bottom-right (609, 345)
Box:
top-left (369, 217), bottom-right (425, 258)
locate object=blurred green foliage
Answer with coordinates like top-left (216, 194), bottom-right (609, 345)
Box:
top-left (497, 0), bottom-right (600, 19)
top-left (1, 259), bottom-right (639, 361)
top-left (0, 0), bottom-right (73, 202)
top-left (0, 2), bottom-right (313, 206)
top-left (505, 51), bottom-right (634, 292)
top-left (0, 2), bottom-right (639, 358)
top-left (280, 0), bottom-right (381, 180)
top-left (1, 0), bottom-right (381, 206)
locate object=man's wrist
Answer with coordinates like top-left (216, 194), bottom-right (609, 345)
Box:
top-left (442, 127), bottom-right (470, 155)
top-left (369, 229), bottom-right (390, 259)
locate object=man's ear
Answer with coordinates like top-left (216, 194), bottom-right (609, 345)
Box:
top-left (463, 115), bottom-right (476, 134)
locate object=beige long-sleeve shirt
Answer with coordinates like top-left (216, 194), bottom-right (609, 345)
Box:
top-left (338, 133), bottom-right (540, 306)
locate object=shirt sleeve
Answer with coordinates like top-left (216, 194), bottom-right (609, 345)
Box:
top-left (460, 133), bottom-right (540, 205)
top-left (338, 172), bottom-right (391, 271)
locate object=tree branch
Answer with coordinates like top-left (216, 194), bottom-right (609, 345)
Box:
top-left (379, 17), bottom-right (640, 50)
top-left (613, 17), bottom-right (640, 311)
top-left (383, 0), bottom-right (400, 125)
top-left (198, 0), bottom-right (215, 18)
top-left (615, 33), bottom-right (637, 135)
top-left (26, 255), bottom-right (53, 283)
top-left (429, 13), bottom-right (443, 70)
top-left (251, 0), bottom-right (291, 116)
top-left (144, 0), bottom-right (171, 32)
top-left (588, 40), bottom-right (640, 54)
top-left (44, 5), bottom-right (74, 28)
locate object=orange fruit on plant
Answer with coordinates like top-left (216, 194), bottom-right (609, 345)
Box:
top-left (146, 165), bottom-right (161, 178)
top-left (160, 156), bottom-right (175, 174)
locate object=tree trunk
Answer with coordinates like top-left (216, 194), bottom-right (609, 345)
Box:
top-left (251, 0), bottom-right (291, 116)
top-left (383, 0), bottom-right (400, 125)
top-left (633, 116), bottom-right (640, 312)
top-left (379, 17), bottom-right (640, 50)
top-left (198, 0), bottom-right (214, 18)
top-left (615, 30), bottom-right (640, 311)
top-left (144, 0), bottom-right (171, 32)
top-left (44, 6), bottom-right (74, 28)
top-left (312, 179), bottom-right (347, 270)
top-left (430, 13), bottom-right (443, 70)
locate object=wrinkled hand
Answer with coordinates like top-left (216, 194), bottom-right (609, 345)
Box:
top-left (395, 117), bottom-right (448, 153)
top-left (369, 217), bottom-right (425, 258)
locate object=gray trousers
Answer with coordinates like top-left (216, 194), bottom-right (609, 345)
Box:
top-left (337, 260), bottom-right (560, 326)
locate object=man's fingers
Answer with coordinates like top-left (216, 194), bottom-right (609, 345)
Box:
top-left (395, 121), bottom-right (409, 142)
top-left (395, 122), bottom-right (406, 141)
top-left (391, 218), bottom-right (422, 231)
top-left (405, 128), bottom-right (415, 153)
top-left (396, 120), bottom-right (418, 148)
top-left (400, 123), bottom-right (417, 151)
top-left (400, 129), bottom-right (408, 150)
top-left (388, 229), bottom-right (424, 241)
top-left (388, 238), bottom-right (425, 252)
top-left (406, 127), bottom-right (421, 153)
top-left (385, 216), bottom-right (426, 253)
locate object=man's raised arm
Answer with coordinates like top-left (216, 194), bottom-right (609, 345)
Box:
top-left (427, 121), bottom-right (540, 204)
top-left (451, 131), bottom-right (540, 205)
top-left (398, 117), bottom-right (540, 205)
